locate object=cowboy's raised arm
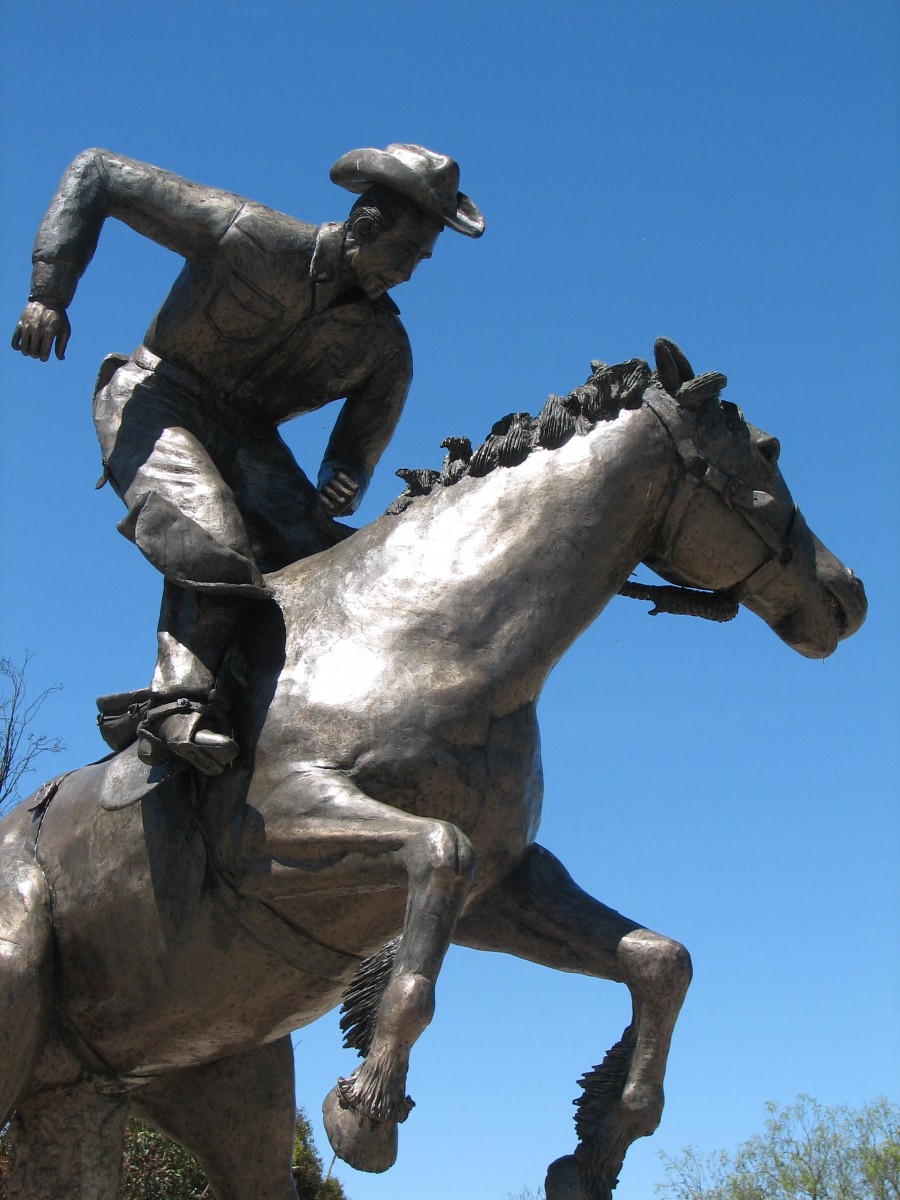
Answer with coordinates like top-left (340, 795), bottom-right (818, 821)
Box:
top-left (11, 149), bottom-right (244, 362)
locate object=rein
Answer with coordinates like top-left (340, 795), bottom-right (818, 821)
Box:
top-left (617, 580), bottom-right (738, 622)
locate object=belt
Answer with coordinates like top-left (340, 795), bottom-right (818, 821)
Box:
top-left (130, 345), bottom-right (275, 436)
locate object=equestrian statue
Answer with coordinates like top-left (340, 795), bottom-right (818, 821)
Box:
top-left (3, 147), bottom-right (866, 1200)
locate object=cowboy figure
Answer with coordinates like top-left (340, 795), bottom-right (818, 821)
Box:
top-left (12, 144), bottom-right (484, 774)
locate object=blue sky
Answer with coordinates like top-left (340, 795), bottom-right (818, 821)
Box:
top-left (1, 2), bottom-right (897, 1196)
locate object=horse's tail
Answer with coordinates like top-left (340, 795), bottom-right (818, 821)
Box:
top-left (0, 796), bottom-right (56, 1124)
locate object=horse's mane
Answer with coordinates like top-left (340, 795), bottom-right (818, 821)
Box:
top-left (386, 356), bottom-right (653, 515)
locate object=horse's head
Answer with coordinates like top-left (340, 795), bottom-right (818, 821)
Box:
top-left (643, 338), bottom-right (866, 658)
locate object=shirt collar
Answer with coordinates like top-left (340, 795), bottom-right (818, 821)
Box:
top-left (310, 222), bottom-right (345, 284)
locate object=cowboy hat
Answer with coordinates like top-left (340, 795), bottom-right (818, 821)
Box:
top-left (330, 143), bottom-right (485, 238)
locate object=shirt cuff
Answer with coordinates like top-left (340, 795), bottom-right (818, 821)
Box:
top-left (29, 260), bottom-right (79, 308)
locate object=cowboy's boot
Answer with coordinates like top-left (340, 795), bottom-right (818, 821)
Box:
top-left (136, 584), bottom-right (250, 776)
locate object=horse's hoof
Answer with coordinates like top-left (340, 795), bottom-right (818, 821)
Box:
top-left (545, 1155), bottom-right (590, 1200)
top-left (322, 1084), bottom-right (398, 1173)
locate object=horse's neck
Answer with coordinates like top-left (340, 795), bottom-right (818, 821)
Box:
top-left (333, 403), bottom-right (674, 704)
top-left (440, 401), bottom-right (676, 706)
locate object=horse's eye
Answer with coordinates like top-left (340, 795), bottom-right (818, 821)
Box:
top-left (758, 436), bottom-right (781, 464)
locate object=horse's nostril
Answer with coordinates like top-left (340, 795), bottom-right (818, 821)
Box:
top-left (823, 588), bottom-right (847, 637)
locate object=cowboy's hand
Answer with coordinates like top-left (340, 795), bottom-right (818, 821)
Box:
top-left (316, 468), bottom-right (361, 517)
top-left (11, 301), bottom-right (71, 361)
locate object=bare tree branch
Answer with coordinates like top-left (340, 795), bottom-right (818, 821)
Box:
top-left (0, 652), bottom-right (65, 812)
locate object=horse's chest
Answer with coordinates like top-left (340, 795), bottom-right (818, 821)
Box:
top-left (353, 702), bottom-right (543, 881)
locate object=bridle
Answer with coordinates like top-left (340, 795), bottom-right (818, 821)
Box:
top-left (620, 389), bottom-right (805, 621)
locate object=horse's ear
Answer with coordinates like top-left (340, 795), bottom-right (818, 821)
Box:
top-left (654, 338), bottom-right (695, 394)
top-left (678, 370), bottom-right (728, 409)
top-left (654, 341), bottom-right (681, 396)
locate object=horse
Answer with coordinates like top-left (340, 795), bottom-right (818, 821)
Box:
top-left (0, 340), bottom-right (866, 1200)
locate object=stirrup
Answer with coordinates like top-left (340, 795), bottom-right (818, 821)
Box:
top-left (137, 695), bottom-right (239, 777)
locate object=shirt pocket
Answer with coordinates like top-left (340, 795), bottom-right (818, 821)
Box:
top-left (204, 271), bottom-right (286, 343)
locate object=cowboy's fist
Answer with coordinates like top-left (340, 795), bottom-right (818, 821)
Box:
top-left (11, 301), bottom-right (71, 361)
top-left (316, 468), bottom-right (361, 517)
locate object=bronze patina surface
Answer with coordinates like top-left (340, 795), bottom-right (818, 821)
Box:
top-left (3, 150), bottom-right (866, 1200)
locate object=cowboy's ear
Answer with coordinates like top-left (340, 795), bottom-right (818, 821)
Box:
top-left (349, 214), bottom-right (378, 244)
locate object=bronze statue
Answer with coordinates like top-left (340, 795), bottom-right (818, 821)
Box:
top-left (0, 338), bottom-right (866, 1199)
top-left (10, 145), bottom-right (484, 775)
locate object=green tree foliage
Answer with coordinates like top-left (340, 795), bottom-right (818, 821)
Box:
top-left (0, 1110), bottom-right (349, 1200)
top-left (289, 1108), bottom-right (348, 1200)
top-left (656, 1095), bottom-right (899, 1200)
top-left (118, 1123), bottom-right (209, 1199)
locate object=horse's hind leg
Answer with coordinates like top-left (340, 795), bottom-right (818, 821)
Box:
top-left (454, 842), bottom-right (692, 1200)
top-left (132, 1036), bottom-right (300, 1200)
top-left (0, 852), bottom-right (53, 1125)
top-left (6, 1082), bottom-right (128, 1199)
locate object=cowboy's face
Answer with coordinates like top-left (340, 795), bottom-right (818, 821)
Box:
top-left (346, 208), bottom-right (442, 299)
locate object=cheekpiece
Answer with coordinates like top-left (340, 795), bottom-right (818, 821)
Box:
top-left (330, 143), bottom-right (485, 238)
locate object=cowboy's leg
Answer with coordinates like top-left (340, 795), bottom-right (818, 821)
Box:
top-left (238, 765), bottom-right (476, 1172)
top-left (93, 360), bottom-right (266, 591)
top-left (126, 583), bottom-right (247, 774)
top-left (93, 361), bottom-right (268, 771)
top-left (453, 843), bottom-right (692, 1200)
top-left (224, 426), bottom-right (338, 570)
top-left (151, 583), bottom-right (244, 697)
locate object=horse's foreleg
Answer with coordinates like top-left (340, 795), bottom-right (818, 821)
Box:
top-left (244, 767), bottom-right (476, 1173)
top-left (321, 810), bottom-right (477, 1171)
top-left (328, 825), bottom-right (473, 1119)
top-left (454, 842), bottom-right (691, 1200)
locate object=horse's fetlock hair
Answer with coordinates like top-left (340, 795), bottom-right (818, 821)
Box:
top-left (339, 937), bottom-right (400, 1058)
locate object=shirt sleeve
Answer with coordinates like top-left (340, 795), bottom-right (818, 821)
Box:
top-left (319, 321), bottom-right (413, 511)
top-left (28, 148), bottom-right (244, 308)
